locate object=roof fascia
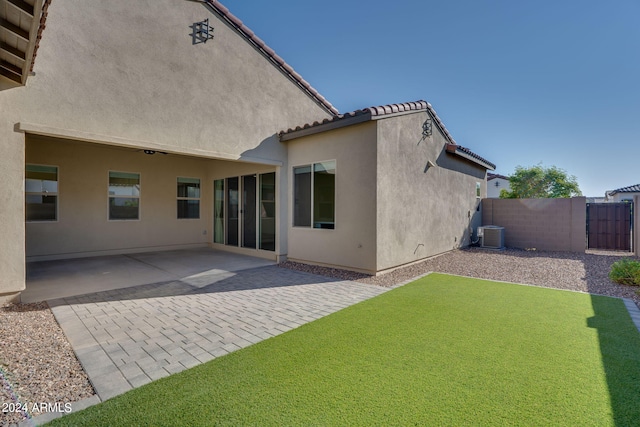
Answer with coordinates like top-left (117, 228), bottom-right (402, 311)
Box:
top-left (279, 113), bottom-right (372, 142)
top-left (446, 145), bottom-right (495, 170)
top-left (370, 109), bottom-right (426, 121)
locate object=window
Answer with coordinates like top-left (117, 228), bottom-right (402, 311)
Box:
top-left (293, 161), bottom-right (335, 229)
top-left (476, 182), bottom-right (481, 198)
top-left (109, 171), bottom-right (140, 220)
top-left (25, 164), bottom-right (58, 221)
top-left (177, 177), bottom-right (200, 219)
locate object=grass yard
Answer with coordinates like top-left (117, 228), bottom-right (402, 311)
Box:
top-left (48, 273), bottom-right (640, 426)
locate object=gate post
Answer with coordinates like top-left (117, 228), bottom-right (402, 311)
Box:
top-left (635, 195), bottom-right (639, 258)
top-left (571, 197), bottom-right (587, 252)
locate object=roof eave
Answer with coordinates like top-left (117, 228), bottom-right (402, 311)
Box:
top-left (0, 0), bottom-right (46, 85)
top-left (279, 113), bottom-right (371, 142)
top-left (446, 144), bottom-right (496, 170)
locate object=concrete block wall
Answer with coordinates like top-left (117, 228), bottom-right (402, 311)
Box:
top-left (482, 197), bottom-right (586, 252)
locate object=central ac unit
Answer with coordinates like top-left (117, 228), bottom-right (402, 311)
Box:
top-left (478, 226), bottom-right (505, 249)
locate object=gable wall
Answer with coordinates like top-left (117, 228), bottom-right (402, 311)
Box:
top-left (2, 0), bottom-right (330, 155)
top-left (375, 112), bottom-right (487, 271)
top-left (0, 0), bottom-right (332, 299)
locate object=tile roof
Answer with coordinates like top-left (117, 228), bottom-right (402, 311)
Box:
top-left (446, 144), bottom-right (496, 170)
top-left (206, 1), bottom-right (338, 116)
top-left (609, 184), bottom-right (640, 195)
top-left (279, 100), bottom-right (496, 170)
top-left (30, 0), bottom-right (53, 73)
top-left (279, 100), bottom-right (454, 140)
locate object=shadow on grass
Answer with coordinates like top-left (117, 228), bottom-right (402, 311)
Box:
top-left (584, 261), bottom-right (640, 426)
top-left (473, 248), bottom-right (640, 425)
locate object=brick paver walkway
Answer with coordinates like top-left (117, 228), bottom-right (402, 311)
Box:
top-left (49, 266), bottom-right (388, 401)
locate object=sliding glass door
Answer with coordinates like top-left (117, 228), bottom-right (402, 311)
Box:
top-left (226, 177), bottom-right (239, 246)
top-left (242, 174), bottom-right (257, 249)
top-left (260, 172), bottom-right (276, 251)
top-left (214, 172), bottom-right (275, 251)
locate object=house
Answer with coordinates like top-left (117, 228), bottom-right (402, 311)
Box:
top-left (0, 0), bottom-right (494, 303)
top-left (487, 173), bottom-right (511, 198)
top-left (604, 184), bottom-right (640, 203)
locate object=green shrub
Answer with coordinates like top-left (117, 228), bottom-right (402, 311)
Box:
top-left (609, 258), bottom-right (640, 286)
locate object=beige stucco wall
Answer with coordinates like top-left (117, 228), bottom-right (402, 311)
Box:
top-left (26, 135), bottom-right (207, 259)
top-left (0, 122), bottom-right (26, 301)
top-left (375, 112), bottom-right (486, 271)
top-left (26, 135), bottom-right (280, 260)
top-left (482, 197), bottom-right (586, 252)
top-left (286, 122), bottom-right (378, 273)
top-left (0, 0), bottom-right (332, 297)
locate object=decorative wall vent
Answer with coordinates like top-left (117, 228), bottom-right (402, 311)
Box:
top-left (193, 18), bottom-right (214, 44)
top-left (422, 118), bottom-right (433, 139)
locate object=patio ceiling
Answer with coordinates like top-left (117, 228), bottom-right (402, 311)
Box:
top-left (0, 0), bottom-right (45, 85)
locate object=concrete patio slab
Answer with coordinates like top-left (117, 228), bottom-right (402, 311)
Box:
top-left (23, 248), bottom-right (275, 302)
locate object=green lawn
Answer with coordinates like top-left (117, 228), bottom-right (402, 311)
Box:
top-left (48, 273), bottom-right (640, 426)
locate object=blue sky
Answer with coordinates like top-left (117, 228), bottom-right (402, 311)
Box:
top-left (219, 0), bottom-right (640, 197)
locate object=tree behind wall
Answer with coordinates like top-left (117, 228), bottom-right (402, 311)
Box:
top-left (500, 165), bottom-right (582, 198)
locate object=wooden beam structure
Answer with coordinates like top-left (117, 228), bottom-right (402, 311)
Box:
top-left (0, 41), bottom-right (26, 60)
top-left (6, 0), bottom-right (34, 17)
top-left (0, 17), bottom-right (30, 41)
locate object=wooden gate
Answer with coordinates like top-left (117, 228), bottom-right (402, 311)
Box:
top-left (586, 202), bottom-right (633, 251)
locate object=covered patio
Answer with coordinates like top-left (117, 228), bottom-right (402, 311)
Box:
top-left (23, 247), bottom-right (276, 303)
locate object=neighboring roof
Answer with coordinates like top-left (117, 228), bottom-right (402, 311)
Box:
top-left (205, 0), bottom-right (338, 116)
top-left (279, 100), bottom-right (496, 170)
top-left (609, 184), bottom-right (640, 195)
top-left (487, 173), bottom-right (509, 181)
top-left (0, 0), bottom-right (48, 85)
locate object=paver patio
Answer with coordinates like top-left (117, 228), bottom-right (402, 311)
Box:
top-left (48, 265), bottom-right (389, 402)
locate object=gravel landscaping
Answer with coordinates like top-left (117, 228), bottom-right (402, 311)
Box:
top-left (2, 247), bottom-right (639, 425)
top-left (0, 302), bottom-right (94, 426)
top-left (281, 247), bottom-right (640, 307)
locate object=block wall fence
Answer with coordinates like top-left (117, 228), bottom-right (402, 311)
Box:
top-left (481, 197), bottom-right (586, 252)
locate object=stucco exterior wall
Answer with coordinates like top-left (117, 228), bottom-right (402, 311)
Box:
top-left (0, 123), bottom-right (26, 301)
top-left (26, 135), bottom-right (280, 261)
top-left (1, 0), bottom-right (332, 296)
top-left (375, 112), bottom-right (486, 271)
top-left (2, 0), bottom-right (330, 158)
top-left (26, 135), bottom-right (209, 259)
top-left (286, 123), bottom-right (378, 273)
top-left (482, 197), bottom-right (586, 252)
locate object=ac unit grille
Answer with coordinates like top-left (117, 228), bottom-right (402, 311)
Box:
top-left (480, 226), bottom-right (504, 249)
